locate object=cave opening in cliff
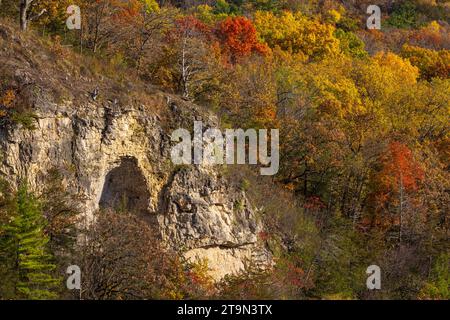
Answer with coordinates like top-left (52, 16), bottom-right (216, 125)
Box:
top-left (99, 157), bottom-right (151, 217)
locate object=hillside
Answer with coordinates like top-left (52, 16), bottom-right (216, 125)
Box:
top-left (0, 0), bottom-right (449, 301)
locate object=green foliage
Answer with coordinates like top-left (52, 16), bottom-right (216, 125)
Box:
top-left (195, 5), bottom-right (229, 23)
top-left (336, 16), bottom-right (359, 32)
top-left (419, 253), bottom-right (449, 300)
top-left (213, 0), bottom-right (240, 15)
top-left (0, 179), bottom-right (16, 298)
top-left (309, 215), bottom-right (370, 299)
top-left (387, 2), bottom-right (421, 29)
top-left (248, 0), bottom-right (280, 12)
top-left (0, 184), bottom-right (60, 299)
top-left (1, 0), bottom-right (449, 301)
top-left (10, 111), bottom-right (38, 130)
top-left (335, 29), bottom-right (368, 59)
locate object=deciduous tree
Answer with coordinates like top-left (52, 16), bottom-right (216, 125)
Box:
top-left (215, 16), bottom-right (269, 63)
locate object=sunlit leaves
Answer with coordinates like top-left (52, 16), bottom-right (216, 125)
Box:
top-left (254, 10), bottom-right (340, 61)
top-left (215, 16), bottom-right (269, 63)
top-left (378, 142), bottom-right (425, 194)
top-left (401, 44), bottom-right (450, 80)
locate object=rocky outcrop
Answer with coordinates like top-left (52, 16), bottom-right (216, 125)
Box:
top-left (161, 166), bottom-right (272, 279)
top-left (0, 20), bottom-right (271, 279)
top-left (0, 75), bottom-right (270, 281)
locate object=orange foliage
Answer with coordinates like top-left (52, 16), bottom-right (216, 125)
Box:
top-left (378, 141), bottom-right (425, 195)
top-left (215, 17), bottom-right (269, 63)
top-left (110, 0), bottom-right (142, 24)
top-left (0, 90), bottom-right (16, 108)
top-left (410, 21), bottom-right (447, 49)
top-left (174, 15), bottom-right (211, 38)
top-left (285, 262), bottom-right (307, 288)
top-left (401, 45), bottom-right (450, 80)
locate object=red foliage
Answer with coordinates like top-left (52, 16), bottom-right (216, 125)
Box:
top-left (175, 15), bottom-right (211, 36)
top-left (258, 231), bottom-right (270, 241)
top-left (286, 262), bottom-right (306, 288)
top-left (362, 142), bottom-right (425, 231)
top-left (111, 0), bottom-right (142, 24)
top-left (379, 141), bottom-right (425, 194)
top-left (304, 196), bottom-right (326, 211)
top-left (215, 17), bottom-right (269, 63)
top-left (165, 15), bottom-right (212, 44)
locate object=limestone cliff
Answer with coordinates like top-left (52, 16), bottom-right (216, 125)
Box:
top-left (0, 23), bottom-right (270, 280)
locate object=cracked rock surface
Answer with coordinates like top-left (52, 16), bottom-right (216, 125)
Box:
top-left (0, 72), bottom-right (270, 281)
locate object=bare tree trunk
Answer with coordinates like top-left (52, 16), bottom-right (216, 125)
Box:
top-left (19, 0), bottom-right (45, 31)
top-left (20, 0), bottom-right (30, 31)
top-left (181, 36), bottom-right (190, 99)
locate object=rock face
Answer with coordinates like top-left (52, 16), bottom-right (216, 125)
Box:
top-left (0, 83), bottom-right (269, 281)
top-left (0, 21), bottom-right (270, 279)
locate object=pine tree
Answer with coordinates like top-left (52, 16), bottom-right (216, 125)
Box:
top-left (2, 184), bottom-right (60, 299)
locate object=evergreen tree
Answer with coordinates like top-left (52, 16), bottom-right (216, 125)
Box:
top-left (0, 179), bottom-right (17, 298)
top-left (1, 184), bottom-right (60, 299)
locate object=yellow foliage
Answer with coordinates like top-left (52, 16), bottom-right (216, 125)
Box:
top-left (325, 9), bottom-right (342, 24)
top-left (373, 52), bottom-right (420, 86)
top-left (254, 10), bottom-right (340, 60)
top-left (195, 4), bottom-right (229, 23)
top-left (142, 0), bottom-right (160, 13)
top-left (33, 0), bottom-right (72, 28)
top-left (422, 20), bottom-right (441, 34)
top-left (0, 90), bottom-right (16, 107)
top-left (401, 44), bottom-right (450, 80)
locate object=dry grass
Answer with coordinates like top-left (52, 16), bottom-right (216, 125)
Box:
top-left (0, 18), bottom-right (177, 119)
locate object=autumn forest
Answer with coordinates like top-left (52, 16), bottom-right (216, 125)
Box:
top-left (0, 0), bottom-right (448, 300)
